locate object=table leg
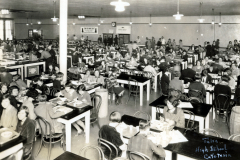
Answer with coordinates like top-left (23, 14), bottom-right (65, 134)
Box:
top-left (199, 118), bottom-right (204, 134)
top-left (205, 112), bottom-right (210, 131)
top-left (43, 62), bottom-right (46, 72)
top-left (152, 107), bottom-right (156, 120)
top-left (206, 91), bottom-right (210, 104)
top-left (154, 75), bottom-right (157, 92)
top-left (65, 123), bottom-right (72, 151)
top-left (209, 92), bottom-right (213, 105)
top-left (140, 85), bottom-right (143, 106)
top-left (165, 150), bottom-right (172, 160)
top-left (85, 110), bottom-right (90, 143)
top-left (147, 81), bottom-right (150, 101)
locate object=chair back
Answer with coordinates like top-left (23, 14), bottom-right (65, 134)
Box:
top-left (128, 78), bottom-right (140, 93)
top-left (184, 77), bottom-right (193, 83)
top-left (129, 151), bottom-right (150, 160)
top-left (79, 145), bottom-right (105, 160)
top-left (142, 71), bottom-right (153, 79)
top-left (183, 110), bottom-right (195, 131)
top-left (188, 97), bottom-right (203, 103)
top-left (35, 116), bottom-right (52, 137)
top-left (228, 134), bottom-right (240, 142)
top-left (201, 129), bottom-right (222, 138)
top-left (91, 95), bottom-right (102, 119)
top-left (188, 89), bottom-right (203, 100)
top-left (215, 94), bottom-right (230, 111)
top-left (168, 88), bottom-right (182, 98)
top-left (98, 138), bottom-right (118, 160)
top-left (133, 111), bottom-right (151, 122)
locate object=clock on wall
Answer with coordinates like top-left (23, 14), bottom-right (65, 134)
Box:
top-left (111, 22), bottom-right (116, 27)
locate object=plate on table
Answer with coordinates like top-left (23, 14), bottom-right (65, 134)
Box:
top-left (1, 131), bottom-right (13, 138)
top-left (126, 66), bottom-right (136, 70)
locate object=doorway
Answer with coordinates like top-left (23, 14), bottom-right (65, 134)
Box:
top-left (103, 33), bottom-right (113, 46)
top-left (119, 34), bottom-right (130, 46)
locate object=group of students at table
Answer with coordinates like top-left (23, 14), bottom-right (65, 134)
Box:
top-left (99, 96), bottom-right (184, 160)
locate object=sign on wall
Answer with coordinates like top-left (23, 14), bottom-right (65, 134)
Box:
top-left (81, 27), bottom-right (98, 34)
top-left (116, 26), bottom-right (131, 34)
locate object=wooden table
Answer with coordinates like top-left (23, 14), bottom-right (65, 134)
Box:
top-left (121, 115), bottom-right (240, 160)
top-left (0, 136), bottom-right (26, 159)
top-left (54, 151), bottom-right (89, 160)
top-left (6, 64), bottom-right (24, 80)
top-left (24, 61), bottom-right (45, 78)
top-left (83, 56), bottom-right (94, 64)
top-left (150, 96), bottom-right (212, 133)
top-left (57, 105), bottom-right (92, 152)
top-left (116, 73), bottom-right (150, 106)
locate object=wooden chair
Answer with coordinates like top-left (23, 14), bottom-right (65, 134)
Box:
top-left (188, 97), bottom-right (203, 103)
top-left (126, 78), bottom-right (140, 106)
top-left (105, 78), bottom-right (115, 104)
top-left (188, 89), bottom-right (203, 102)
top-left (79, 145), bottom-right (105, 160)
top-left (35, 116), bottom-right (64, 160)
top-left (201, 129), bottom-right (222, 138)
top-left (133, 111), bottom-right (151, 122)
top-left (82, 95), bottom-right (102, 128)
top-left (228, 134), bottom-right (240, 142)
top-left (213, 94), bottom-right (231, 134)
top-left (183, 110), bottom-right (196, 134)
top-left (129, 151), bottom-right (150, 160)
top-left (98, 138), bottom-right (119, 160)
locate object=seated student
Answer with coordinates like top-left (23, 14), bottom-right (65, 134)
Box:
top-left (10, 74), bottom-right (27, 90)
top-left (16, 106), bottom-right (36, 158)
top-left (34, 95), bottom-right (66, 134)
top-left (115, 51), bottom-right (123, 60)
top-left (80, 70), bottom-right (93, 83)
top-left (56, 82), bottom-right (78, 101)
top-left (75, 84), bottom-right (91, 105)
top-left (0, 83), bottom-right (8, 116)
top-left (0, 95), bottom-right (18, 130)
top-left (0, 67), bottom-right (13, 85)
top-left (214, 75), bottom-right (231, 122)
top-left (54, 65), bottom-right (61, 76)
top-left (180, 63), bottom-right (196, 84)
top-left (99, 112), bottom-right (127, 159)
top-left (9, 85), bottom-right (22, 111)
top-left (188, 73), bottom-right (206, 102)
top-left (218, 57), bottom-right (229, 69)
top-left (201, 69), bottom-right (212, 84)
top-left (163, 96), bottom-right (185, 128)
top-left (90, 70), bottom-right (105, 85)
top-left (161, 67), bottom-right (170, 96)
top-left (231, 63), bottom-right (239, 77)
top-left (45, 63), bottom-right (55, 76)
top-left (127, 120), bottom-right (166, 160)
top-left (226, 69), bottom-right (235, 90)
top-left (124, 52), bottom-right (131, 60)
top-left (22, 88), bottom-right (39, 120)
top-left (169, 71), bottom-right (184, 94)
top-left (35, 78), bottom-right (49, 95)
top-left (127, 56), bottom-right (138, 67)
top-left (192, 60), bottom-right (203, 74)
top-left (97, 60), bottom-right (107, 71)
top-left (50, 72), bottom-right (64, 96)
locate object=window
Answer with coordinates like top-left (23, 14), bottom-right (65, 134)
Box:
top-left (0, 20), bottom-right (3, 40)
top-left (0, 19), bottom-right (13, 40)
top-left (5, 20), bottom-right (13, 40)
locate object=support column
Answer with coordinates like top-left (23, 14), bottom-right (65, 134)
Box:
top-left (59, 0), bottom-right (68, 81)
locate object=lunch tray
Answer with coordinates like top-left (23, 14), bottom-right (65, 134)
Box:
top-left (0, 128), bottom-right (20, 145)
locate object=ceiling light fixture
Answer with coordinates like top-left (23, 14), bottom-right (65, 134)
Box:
top-left (173, 0), bottom-right (184, 20)
top-left (129, 11), bottom-right (133, 24)
top-left (110, 0), bottom-right (130, 12)
top-left (51, 0), bottom-right (58, 22)
top-left (198, 2), bottom-right (205, 23)
top-left (149, 14), bottom-right (152, 26)
top-left (78, 15), bottom-right (85, 19)
top-left (211, 8), bottom-right (215, 25)
top-left (73, 22), bottom-right (75, 25)
top-left (26, 17), bottom-right (29, 26)
top-left (1, 9), bottom-right (9, 15)
top-left (38, 21), bottom-right (41, 24)
top-left (219, 12), bottom-right (222, 26)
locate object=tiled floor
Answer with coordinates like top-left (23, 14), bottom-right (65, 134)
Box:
top-left (32, 89), bottom-right (230, 160)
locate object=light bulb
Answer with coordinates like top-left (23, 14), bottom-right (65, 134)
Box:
top-left (198, 19), bottom-right (205, 23)
top-left (38, 21), bottom-right (41, 24)
top-left (211, 21), bottom-right (215, 24)
top-left (129, 21), bottom-right (132, 25)
top-left (115, 5), bottom-right (125, 12)
top-left (98, 23), bottom-right (100, 25)
top-left (219, 22), bottom-right (222, 26)
top-left (149, 23), bottom-right (152, 26)
top-left (73, 23), bottom-right (75, 25)
top-left (26, 23), bottom-right (29, 26)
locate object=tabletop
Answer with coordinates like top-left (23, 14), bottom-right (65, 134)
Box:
top-left (121, 115), bottom-right (240, 160)
top-left (59, 105), bottom-right (93, 120)
top-left (117, 73), bottom-right (150, 83)
top-left (54, 151), bottom-right (89, 160)
top-left (149, 96), bottom-right (212, 118)
top-left (0, 135), bottom-right (26, 152)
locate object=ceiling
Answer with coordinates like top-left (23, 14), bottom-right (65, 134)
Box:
top-left (0, 0), bottom-right (239, 19)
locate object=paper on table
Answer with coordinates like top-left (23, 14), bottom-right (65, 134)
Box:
top-left (53, 106), bottom-right (73, 114)
top-left (169, 130), bottom-right (188, 144)
top-left (177, 102), bottom-right (193, 108)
